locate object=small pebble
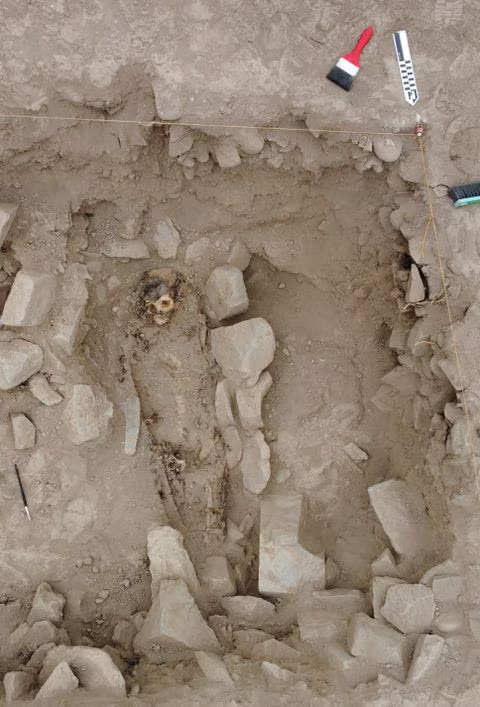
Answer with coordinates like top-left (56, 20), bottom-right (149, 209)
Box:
top-left (92, 566), bottom-right (99, 574)
top-left (121, 579), bottom-right (131, 588)
top-left (353, 286), bottom-right (371, 299)
top-left (83, 556), bottom-right (93, 566)
top-left (278, 282), bottom-right (286, 289)
top-left (282, 348), bottom-right (290, 356)
top-left (76, 560), bottom-right (83, 568)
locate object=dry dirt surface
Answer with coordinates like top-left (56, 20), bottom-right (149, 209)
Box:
top-left (0, 1), bottom-right (480, 705)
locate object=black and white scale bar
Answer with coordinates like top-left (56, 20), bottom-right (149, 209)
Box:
top-left (393, 31), bottom-right (419, 106)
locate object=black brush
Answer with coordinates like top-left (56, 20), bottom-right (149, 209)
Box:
top-left (448, 183), bottom-right (480, 207)
top-left (15, 464), bottom-right (31, 520)
top-left (327, 27), bottom-right (374, 91)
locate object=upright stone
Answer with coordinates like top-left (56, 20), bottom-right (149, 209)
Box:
top-left (35, 660), bottom-right (78, 701)
top-left (368, 479), bottom-right (434, 557)
top-left (39, 646), bottom-right (126, 697)
top-left (215, 379), bottom-right (235, 429)
top-left (200, 556), bottom-right (236, 597)
top-left (0, 339), bottom-right (43, 390)
top-left (3, 671), bottom-right (34, 703)
top-left (220, 596), bottom-right (276, 630)
top-left (259, 494), bottom-right (325, 595)
top-left (211, 318), bottom-right (275, 388)
top-left (298, 589), bottom-right (366, 650)
top-left (236, 371), bottom-right (272, 430)
top-left (0, 203), bottom-right (18, 247)
top-left (147, 525), bottom-right (200, 599)
top-left (1, 270), bottom-right (56, 326)
top-left (27, 582), bottom-right (65, 626)
top-left (347, 613), bottom-right (409, 668)
top-left (153, 218), bottom-right (181, 259)
top-left (121, 395), bottom-right (140, 456)
top-left (51, 264), bottom-right (89, 354)
top-left (380, 583), bottom-right (435, 634)
top-left (65, 385), bottom-right (100, 444)
top-left (205, 266), bottom-right (249, 321)
top-left (407, 634), bottom-right (445, 682)
top-left (11, 413), bottom-right (36, 449)
top-left (134, 579), bottom-right (220, 655)
top-left (240, 431), bottom-right (271, 494)
top-left (227, 241), bottom-right (251, 271)
top-left (28, 374), bottom-right (63, 406)
top-left (195, 651), bottom-right (234, 684)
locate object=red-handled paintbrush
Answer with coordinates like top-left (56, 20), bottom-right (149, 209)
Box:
top-left (327, 26), bottom-right (374, 91)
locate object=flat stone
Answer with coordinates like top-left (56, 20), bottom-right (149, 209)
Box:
top-left (7, 622), bottom-right (30, 653)
top-left (371, 549), bottom-right (398, 577)
top-left (206, 265), bottom-right (249, 321)
top-left (407, 264), bottom-right (425, 303)
top-left (168, 125), bottom-right (194, 157)
top-left (50, 264), bottom-right (90, 354)
top-left (343, 442), bottom-right (368, 462)
top-left (0, 339), bottom-right (44, 390)
top-left (215, 379), bottom-right (235, 429)
top-left (298, 588), bottom-right (367, 650)
top-left (372, 136), bottom-right (403, 162)
top-left (121, 395), bottom-right (140, 456)
top-left (0, 203), bottom-right (18, 247)
top-left (27, 582), bottom-right (65, 626)
top-left (3, 671), bottom-right (34, 703)
top-left (28, 374), bottom-right (63, 406)
top-left (407, 634), bottom-right (445, 682)
top-left (240, 431), bottom-right (271, 494)
top-left (259, 494), bottom-right (325, 595)
top-left (372, 576), bottom-right (406, 621)
top-left (23, 621), bottom-right (57, 651)
top-left (227, 241), bottom-right (251, 271)
top-left (221, 596), bottom-right (276, 630)
top-left (236, 371), bottom-right (272, 430)
top-left (251, 638), bottom-right (301, 664)
top-left (65, 385), bottom-right (100, 445)
top-left (102, 239), bottom-right (149, 259)
top-left (233, 629), bottom-right (271, 657)
top-left (214, 139), bottom-right (241, 168)
top-left (1, 270), bottom-right (56, 326)
top-left (39, 646), bottom-right (126, 697)
top-left (434, 610), bottom-right (466, 634)
top-left (11, 413), bottom-right (36, 449)
top-left (211, 317), bottom-right (275, 388)
top-left (324, 643), bottom-right (382, 688)
top-left (27, 642), bottom-right (56, 670)
top-left (261, 661), bottom-right (294, 681)
top-left (153, 217), bottom-right (181, 259)
top-left (147, 525), bottom-right (200, 599)
top-left (420, 559), bottom-right (459, 586)
top-left (200, 556), bottom-right (236, 597)
top-left (222, 426), bottom-right (242, 469)
top-left (36, 660), bottom-right (79, 701)
top-left (347, 613), bottom-right (410, 667)
top-left (368, 479), bottom-right (434, 557)
top-left (432, 575), bottom-right (462, 604)
top-left (195, 651), bottom-right (233, 684)
top-left (134, 579), bottom-right (220, 654)
top-left (185, 237), bottom-right (210, 265)
top-left (381, 583), bottom-right (435, 633)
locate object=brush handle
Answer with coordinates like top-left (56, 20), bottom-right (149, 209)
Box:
top-left (344, 26), bottom-right (374, 67)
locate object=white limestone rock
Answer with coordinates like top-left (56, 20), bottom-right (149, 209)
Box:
top-left (407, 634), bottom-right (444, 683)
top-left (35, 660), bottom-right (79, 701)
top-left (3, 671), bottom-right (34, 703)
top-left (261, 661), bottom-right (294, 682)
top-left (227, 241), bottom-right (251, 271)
top-left (259, 494), bottom-right (325, 595)
top-left (325, 643), bottom-right (382, 688)
top-left (153, 217), bottom-right (181, 259)
top-left (347, 613), bottom-right (410, 667)
top-left (368, 479), bottom-right (434, 557)
top-left (215, 379), bottom-right (235, 429)
top-left (112, 620), bottom-right (136, 654)
top-left (432, 575), bottom-right (462, 604)
top-left (420, 559), bottom-right (459, 586)
top-left (205, 266), bottom-right (249, 321)
top-left (22, 621), bottom-right (58, 652)
top-left (233, 629), bottom-right (271, 657)
top-left (50, 264), bottom-right (90, 354)
top-left (240, 431), bottom-right (271, 494)
top-left (298, 588), bottom-right (366, 650)
top-left (0, 339), bottom-right (43, 390)
top-left (343, 442), bottom-right (368, 462)
top-left (325, 557), bottom-right (340, 588)
top-left (195, 651), bottom-right (233, 684)
top-left (371, 549), bottom-right (398, 577)
top-left (381, 583), bottom-right (435, 634)
top-left (65, 385), bottom-right (101, 445)
top-left (27, 582), bottom-right (65, 626)
top-left (0, 203), bottom-right (18, 247)
top-left (134, 579), bottom-right (220, 655)
top-left (28, 374), bottom-right (63, 406)
top-left (211, 318), bottom-right (275, 388)
top-left (102, 239), bottom-right (149, 259)
top-left (372, 576), bottom-right (405, 621)
top-left (222, 425), bottom-right (242, 469)
top-left (168, 125), bottom-right (194, 157)
top-left (1, 270), bottom-right (56, 326)
top-left (236, 371), bottom-right (272, 430)
top-left (11, 413), bottom-right (36, 449)
top-left (200, 556), bottom-right (236, 597)
top-left (39, 646), bottom-right (126, 697)
top-left (214, 139), bottom-right (241, 168)
top-left (251, 638), bottom-right (301, 665)
top-left (221, 596), bottom-right (276, 630)
top-left (185, 237), bottom-right (210, 265)
top-left (407, 264), bottom-right (425, 304)
top-left (373, 136), bottom-right (403, 163)
top-left (121, 395), bottom-right (140, 456)
top-left (147, 525), bottom-right (200, 599)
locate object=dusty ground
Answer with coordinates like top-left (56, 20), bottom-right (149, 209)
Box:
top-left (0, 1), bottom-right (479, 705)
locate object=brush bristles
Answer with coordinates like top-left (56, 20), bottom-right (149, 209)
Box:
top-left (327, 66), bottom-right (354, 91)
top-left (448, 183), bottom-right (480, 202)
